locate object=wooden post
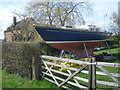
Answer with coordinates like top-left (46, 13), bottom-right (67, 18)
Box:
top-left (88, 57), bottom-right (96, 89)
top-left (88, 58), bottom-right (92, 89)
top-left (92, 57), bottom-right (96, 89)
top-left (32, 52), bottom-right (42, 80)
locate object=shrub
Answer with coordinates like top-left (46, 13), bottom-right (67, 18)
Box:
top-left (2, 41), bottom-right (60, 78)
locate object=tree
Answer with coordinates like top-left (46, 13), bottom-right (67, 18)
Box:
top-left (109, 12), bottom-right (120, 42)
top-left (13, 11), bottom-right (42, 41)
top-left (26, 2), bottom-right (92, 27)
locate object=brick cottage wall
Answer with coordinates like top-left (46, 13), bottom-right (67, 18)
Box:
top-left (4, 31), bottom-right (13, 42)
top-left (4, 30), bottom-right (21, 42)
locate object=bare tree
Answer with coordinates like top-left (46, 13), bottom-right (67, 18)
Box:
top-left (26, 1), bottom-right (92, 27)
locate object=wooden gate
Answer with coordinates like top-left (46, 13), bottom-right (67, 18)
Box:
top-left (41, 55), bottom-right (120, 89)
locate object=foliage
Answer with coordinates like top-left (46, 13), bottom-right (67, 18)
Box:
top-left (109, 12), bottom-right (120, 41)
top-left (2, 41), bottom-right (60, 57)
top-left (6, 27), bottom-right (12, 31)
top-left (12, 33), bottom-right (22, 42)
top-left (6, 24), bottom-right (21, 31)
top-left (110, 12), bottom-right (119, 24)
top-left (52, 56), bottom-right (89, 72)
top-left (17, 18), bottom-right (40, 41)
top-left (5, 17), bottom-right (43, 42)
top-left (113, 44), bottom-right (119, 48)
top-left (12, 10), bottom-right (43, 42)
top-left (109, 35), bottom-right (119, 44)
top-left (15, 25), bottom-right (21, 30)
top-left (2, 41), bottom-right (60, 78)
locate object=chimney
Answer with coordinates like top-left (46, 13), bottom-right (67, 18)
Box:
top-left (13, 16), bottom-right (17, 26)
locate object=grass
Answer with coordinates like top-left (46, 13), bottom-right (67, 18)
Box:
top-left (1, 47), bottom-right (119, 88)
top-left (94, 47), bottom-right (120, 63)
top-left (1, 69), bottom-right (58, 88)
top-left (0, 70), bottom-right (2, 88)
top-left (76, 70), bottom-right (118, 88)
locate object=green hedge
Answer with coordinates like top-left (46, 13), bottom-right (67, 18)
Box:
top-left (2, 41), bottom-right (60, 78)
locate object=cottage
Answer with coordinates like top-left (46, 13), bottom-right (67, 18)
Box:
top-left (4, 17), bottom-right (21, 42)
top-left (4, 30), bottom-right (21, 42)
top-left (4, 17), bottom-right (37, 42)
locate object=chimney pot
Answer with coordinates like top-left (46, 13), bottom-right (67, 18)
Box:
top-left (13, 17), bottom-right (17, 26)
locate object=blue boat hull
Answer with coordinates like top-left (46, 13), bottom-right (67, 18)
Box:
top-left (36, 27), bottom-right (109, 42)
top-left (36, 26), bottom-right (110, 57)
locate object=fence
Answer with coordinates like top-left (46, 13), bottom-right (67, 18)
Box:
top-left (41, 55), bottom-right (120, 89)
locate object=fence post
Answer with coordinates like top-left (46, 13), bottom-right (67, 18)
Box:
top-left (92, 57), bottom-right (96, 89)
top-left (88, 58), bottom-right (92, 89)
top-left (32, 52), bottom-right (42, 80)
top-left (88, 57), bottom-right (96, 89)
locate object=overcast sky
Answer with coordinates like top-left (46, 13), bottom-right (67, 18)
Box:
top-left (0, 0), bottom-right (119, 39)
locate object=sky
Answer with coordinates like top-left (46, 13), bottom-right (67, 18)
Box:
top-left (0, 0), bottom-right (119, 39)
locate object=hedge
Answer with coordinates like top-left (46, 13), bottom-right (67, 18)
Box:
top-left (2, 41), bottom-right (60, 79)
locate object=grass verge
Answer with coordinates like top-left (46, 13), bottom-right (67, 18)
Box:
top-left (2, 69), bottom-right (58, 88)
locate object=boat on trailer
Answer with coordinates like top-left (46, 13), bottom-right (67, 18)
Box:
top-left (35, 25), bottom-right (110, 57)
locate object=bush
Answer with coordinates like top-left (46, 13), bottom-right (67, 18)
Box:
top-left (2, 41), bottom-right (60, 78)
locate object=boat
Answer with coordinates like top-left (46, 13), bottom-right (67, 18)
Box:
top-left (35, 25), bottom-right (110, 57)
